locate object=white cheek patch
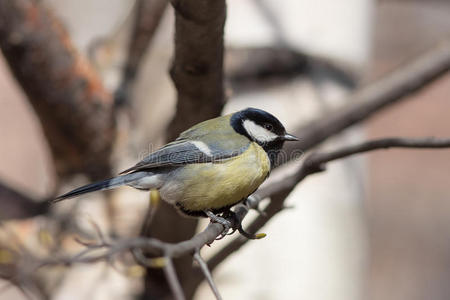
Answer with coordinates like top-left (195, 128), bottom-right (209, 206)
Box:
top-left (191, 141), bottom-right (213, 156)
top-left (243, 120), bottom-right (278, 143)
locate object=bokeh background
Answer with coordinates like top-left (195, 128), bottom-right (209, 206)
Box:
top-left (0, 0), bottom-right (449, 299)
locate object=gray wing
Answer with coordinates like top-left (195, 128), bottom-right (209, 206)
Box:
top-left (120, 139), bottom-right (249, 174)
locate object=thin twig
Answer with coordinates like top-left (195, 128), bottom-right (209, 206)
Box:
top-left (304, 137), bottom-right (450, 168)
top-left (115, 0), bottom-right (169, 106)
top-left (193, 250), bottom-right (222, 300)
top-left (163, 257), bottom-right (185, 300)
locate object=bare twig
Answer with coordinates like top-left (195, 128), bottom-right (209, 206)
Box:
top-left (163, 257), bottom-right (185, 300)
top-left (115, 0), bottom-right (169, 106)
top-left (40, 223), bottom-right (221, 266)
top-left (193, 250), bottom-right (222, 300)
top-left (302, 136), bottom-right (450, 172)
top-left (0, 0), bottom-right (115, 179)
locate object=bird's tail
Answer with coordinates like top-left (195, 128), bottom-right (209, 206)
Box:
top-left (51, 172), bottom-right (149, 203)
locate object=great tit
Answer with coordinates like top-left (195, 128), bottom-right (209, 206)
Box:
top-left (53, 108), bottom-right (298, 218)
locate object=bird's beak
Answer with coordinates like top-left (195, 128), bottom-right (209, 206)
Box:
top-left (283, 133), bottom-right (299, 141)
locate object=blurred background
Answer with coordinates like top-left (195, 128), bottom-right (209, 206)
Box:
top-left (0, 0), bottom-right (449, 299)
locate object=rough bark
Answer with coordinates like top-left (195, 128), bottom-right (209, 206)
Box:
top-left (0, 0), bottom-right (115, 179)
top-left (142, 1), bottom-right (227, 299)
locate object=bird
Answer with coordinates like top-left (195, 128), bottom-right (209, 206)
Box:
top-left (53, 107), bottom-right (298, 232)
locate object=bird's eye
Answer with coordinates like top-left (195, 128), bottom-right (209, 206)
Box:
top-left (263, 123), bottom-right (273, 131)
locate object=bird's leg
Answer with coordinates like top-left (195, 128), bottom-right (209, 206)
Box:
top-left (244, 195), bottom-right (266, 216)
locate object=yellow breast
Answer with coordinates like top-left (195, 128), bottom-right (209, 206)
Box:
top-left (164, 142), bottom-right (270, 212)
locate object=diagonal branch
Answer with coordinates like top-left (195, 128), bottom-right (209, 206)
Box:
top-left (163, 257), bottom-right (185, 300)
top-left (184, 42), bottom-right (450, 295)
top-left (193, 250), bottom-right (222, 300)
top-left (206, 137), bottom-right (450, 273)
top-left (10, 133), bottom-right (450, 295)
top-left (0, 0), bottom-right (115, 179)
top-left (279, 40), bottom-right (450, 168)
top-left (25, 136), bottom-right (446, 294)
top-left (115, 0), bottom-right (169, 106)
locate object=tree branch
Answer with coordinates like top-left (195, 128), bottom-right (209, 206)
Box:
top-left (168, 0), bottom-right (226, 140)
top-left (163, 257), bottom-right (185, 300)
top-left (225, 47), bottom-right (356, 93)
top-left (303, 136), bottom-right (450, 171)
top-left (143, 1), bottom-right (227, 297)
top-left (279, 40), bottom-right (450, 168)
top-left (0, 0), bottom-right (115, 179)
top-left (183, 41), bottom-right (450, 295)
top-left (12, 133), bottom-right (450, 296)
top-left (205, 136), bottom-right (450, 274)
top-left (0, 181), bottom-right (48, 220)
top-left (115, 0), bottom-right (169, 106)
top-left (193, 250), bottom-right (222, 300)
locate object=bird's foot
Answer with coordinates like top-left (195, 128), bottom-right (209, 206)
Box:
top-left (205, 209), bottom-right (266, 240)
top-left (204, 210), bottom-right (234, 240)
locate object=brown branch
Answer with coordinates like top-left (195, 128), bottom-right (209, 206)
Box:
top-left (279, 40), bottom-right (450, 168)
top-left (0, 0), bottom-right (115, 179)
top-left (225, 47), bottom-right (356, 93)
top-left (115, 0), bottom-right (169, 106)
top-left (143, 1), bottom-right (227, 297)
top-left (168, 0), bottom-right (226, 140)
top-left (0, 181), bottom-right (48, 220)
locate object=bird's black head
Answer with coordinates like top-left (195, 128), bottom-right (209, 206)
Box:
top-left (230, 108), bottom-right (299, 164)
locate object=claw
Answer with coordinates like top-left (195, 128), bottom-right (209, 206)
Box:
top-left (204, 210), bottom-right (232, 239)
top-left (238, 225), bottom-right (266, 240)
top-left (227, 228), bottom-right (237, 235)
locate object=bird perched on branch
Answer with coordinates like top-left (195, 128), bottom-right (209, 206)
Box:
top-left (53, 108), bottom-right (298, 235)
